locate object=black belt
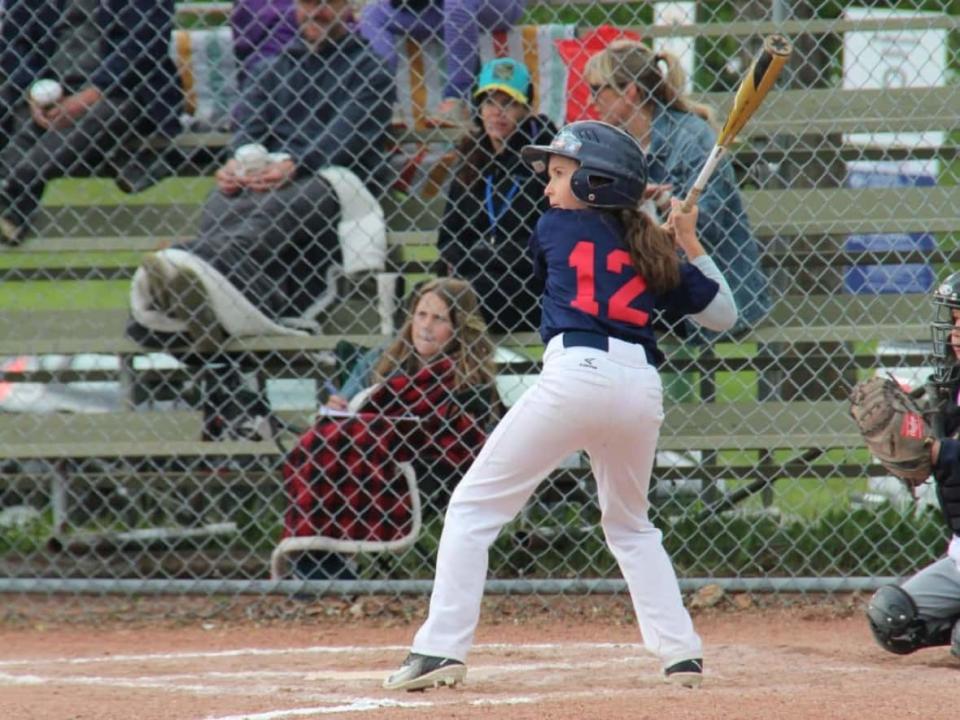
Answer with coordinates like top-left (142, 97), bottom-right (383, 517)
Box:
top-left (561, 330), bottom-right (656, 366)
top-left (562, 331), bottom-right (609, 351)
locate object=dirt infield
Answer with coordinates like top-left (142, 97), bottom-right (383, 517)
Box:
top-left (0, 594), bottom-right (956, 720)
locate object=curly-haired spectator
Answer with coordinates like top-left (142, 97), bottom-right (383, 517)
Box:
top-left (282, 278), bottom-right (500, 579)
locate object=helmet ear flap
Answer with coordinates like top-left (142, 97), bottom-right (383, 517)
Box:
top-left (571, 170), bottom-right (616, 205)
top-left (570, 167), bottom-right (644, 208)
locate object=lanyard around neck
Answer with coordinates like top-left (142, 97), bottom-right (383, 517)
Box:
top-left (484, 175), bottom-right (521, 240)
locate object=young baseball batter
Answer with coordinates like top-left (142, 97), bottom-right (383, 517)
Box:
top-left (383, 120), bottom-right (738, 691)
top-left (866, 272), bottom-right (960, 657)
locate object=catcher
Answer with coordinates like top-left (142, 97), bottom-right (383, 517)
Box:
top-left (851, 272), bottom-right (960, 658)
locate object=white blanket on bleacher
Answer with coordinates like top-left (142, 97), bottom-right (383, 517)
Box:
top-left (130, 166), bottom-right (386, 337)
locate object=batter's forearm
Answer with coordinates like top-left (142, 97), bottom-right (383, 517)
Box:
top-left (687, 255), bottom-right (738, 332)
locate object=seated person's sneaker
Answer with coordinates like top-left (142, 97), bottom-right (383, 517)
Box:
top-left (663, 658), bottom-right (703, 688)
top-left (383, 652), bottom-right (466, 691)
top-left (166, 265), bottom-right (226, 349)
top-left (202, 384), bottom-right (275, 442)
top-left (0, 216), bottom-right (24, 246)
top-left (141, 254), bottom-right (175, 314)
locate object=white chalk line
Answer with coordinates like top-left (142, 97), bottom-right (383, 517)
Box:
top-left (0, 655), bottom-right (649, 690)
top-left (203, 698), bottom-right (435, 720)
top-left (0, 641), bottom-right (663, 718)
top-left (0, 671), bottom-right (234, 695)
top-left (0, 641), bottom-right (641, 668)
top-left (202, 688), bottom-right (652, 720)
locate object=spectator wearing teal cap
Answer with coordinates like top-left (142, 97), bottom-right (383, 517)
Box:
top-left (436, 58), bottom-right (556, 333)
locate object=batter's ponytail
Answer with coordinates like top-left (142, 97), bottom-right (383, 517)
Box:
top-left (619, 208), bottom-right (680, 294)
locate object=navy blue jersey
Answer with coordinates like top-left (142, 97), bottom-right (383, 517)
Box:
top-left (528, 208), bottom-right (719, 364)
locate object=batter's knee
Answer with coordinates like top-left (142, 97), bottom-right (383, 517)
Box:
top-left (866, 585), bottom-right (950, 655)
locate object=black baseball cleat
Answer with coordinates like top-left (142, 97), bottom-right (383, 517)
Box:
top-left (382, 652), bottom-right (466, 691)
top-left (663, 658), bottom-right (703, 688)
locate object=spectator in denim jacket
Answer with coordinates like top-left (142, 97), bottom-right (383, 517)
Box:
top-left (0, 0), bottom-right (182, 245)
top-left (585, 39), bottom-right (770, 336)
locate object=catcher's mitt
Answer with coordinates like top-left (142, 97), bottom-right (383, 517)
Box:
top-left (849, 376), bottom-right (935, 487)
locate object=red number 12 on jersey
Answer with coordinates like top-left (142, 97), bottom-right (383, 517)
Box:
top-left (568, 240), bottom-right (650, 327)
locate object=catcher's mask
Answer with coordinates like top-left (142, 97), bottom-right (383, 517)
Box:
top-left (932, 271), bottom-right (960, 384)
top-left (521, 120), bottom-right (648, 209)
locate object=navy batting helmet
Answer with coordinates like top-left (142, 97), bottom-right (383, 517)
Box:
top-left (932, 271), bottom-right (960, 381)
top-left (521, 120), bottom-right (647, 209)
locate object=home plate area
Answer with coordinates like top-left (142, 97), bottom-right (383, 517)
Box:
top-left (2, 622), bottom-right (959, 720)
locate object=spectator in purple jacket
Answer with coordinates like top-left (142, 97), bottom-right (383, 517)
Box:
top-left (231, 0), bottom-right (298, 88)
top-left (358, 0), bottom-right (527, 127)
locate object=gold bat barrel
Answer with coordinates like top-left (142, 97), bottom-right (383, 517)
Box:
top-left (716, 34), bottom-right (792, 148)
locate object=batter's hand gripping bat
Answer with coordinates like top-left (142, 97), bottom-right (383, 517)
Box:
top-left (680, 34), bottom-right (792, 212)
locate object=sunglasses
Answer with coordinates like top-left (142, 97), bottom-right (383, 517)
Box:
top-left (588, 83), bottom-right (617, 99)
top-left (480, 94), bottom-right (526, 112)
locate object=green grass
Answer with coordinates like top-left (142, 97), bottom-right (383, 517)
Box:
top-left (0, 177), bottom-right (212, 312)
top-left (722, 475), bottom-right (867, 521)
top-left (0, 251), bottom-right (143, 270)
top-left (0, 280), bottom-right (130, 310)
top-left (42, 177), bottom-right (214, 206)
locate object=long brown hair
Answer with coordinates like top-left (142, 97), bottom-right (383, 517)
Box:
top-left (373, 277), bottom-right (495, 390)
top-left (618, 208), bottom-right (680, 294)
top-left (453, 130), bottom-right (496, 187)
top-left (584, 39), bottom-right (716, 126)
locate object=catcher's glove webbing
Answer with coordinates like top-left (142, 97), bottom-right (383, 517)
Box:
top-left (849, 376), bottom-right (935, 487)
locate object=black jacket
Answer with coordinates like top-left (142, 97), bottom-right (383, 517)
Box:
top-left (438, 114), bottom-right (556, 333)
top-left (232, 34), bottom-right (395, 195)
top-left (0, 0), bottom-right (182, 138)
top-left (934, 378), bottom-right (960, 534)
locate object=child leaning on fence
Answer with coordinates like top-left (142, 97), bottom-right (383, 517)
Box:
top-left (282, 278), bottom-right (500, 580)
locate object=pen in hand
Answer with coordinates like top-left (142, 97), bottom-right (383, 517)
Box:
top-left (322, 379), bottom-right (348, 411)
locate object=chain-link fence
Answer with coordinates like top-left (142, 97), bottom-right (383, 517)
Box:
top-left (0, 1), bottom-right (958, 607)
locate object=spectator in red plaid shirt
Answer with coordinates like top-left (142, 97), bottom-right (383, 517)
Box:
top-left (283, 278), bottom-right (501, 580)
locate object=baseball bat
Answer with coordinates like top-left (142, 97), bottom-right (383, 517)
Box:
top-left (680, 34), bottom-right (792, 212)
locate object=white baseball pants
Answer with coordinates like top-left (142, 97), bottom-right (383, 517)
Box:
top-left (411, 333), bottom-right (702, 668)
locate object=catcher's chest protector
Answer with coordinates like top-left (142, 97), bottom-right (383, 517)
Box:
top-left (937, 473), bottom-right (960, 533)
top-left (935, 401), bottom-right (960, 532)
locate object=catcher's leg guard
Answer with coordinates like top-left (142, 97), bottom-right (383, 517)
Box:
top-left (867, 585), bottom-right (952, 654)
top-left (951, 619), bottom-right (960, 659)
